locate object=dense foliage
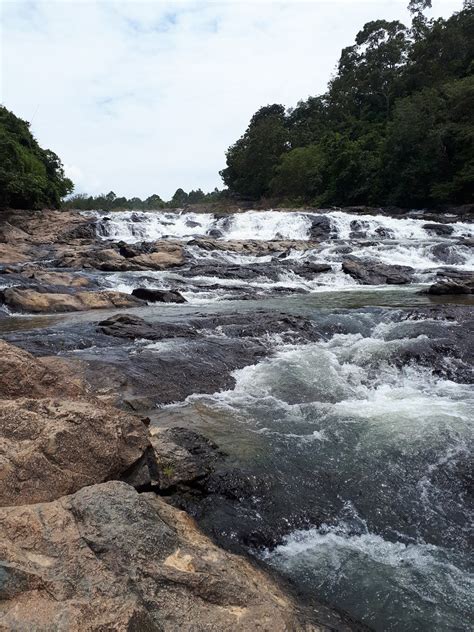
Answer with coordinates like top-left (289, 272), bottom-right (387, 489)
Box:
top-left (66, 187), bottom-right (225, 211)
top-left (0, 106), bottom-right (73, 209)
top-left (221, 2), bottom-right (474, 207)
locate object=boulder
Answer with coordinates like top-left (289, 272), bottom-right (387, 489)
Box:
top-left (308, 215), bottom-right (331, 240)
top-left (423, 223), bottom-right (454, 236)
top-left (132, 288), bottom-right (187, 303)
top-left (0, 482), bottom-right (320, 631)
top-left (0, 340), bottom-right (84, 399)
top-left (426, 280), bottom-right (473, 295)
top-left (149, 427), bottom-right (224, 490)
top-left (0, 399), bottom-right (150, 506)
top-left (22, 269), bottom-right (93, 288)
top-left (0, 287), bottom-right (144, 313)
top-left (97, 313), bottom-right (195, 340)
top-left (342, 256), bottom-right (414, 285)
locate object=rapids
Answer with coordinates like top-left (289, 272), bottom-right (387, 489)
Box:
top-left (92, 209), bottom-right (474, 302)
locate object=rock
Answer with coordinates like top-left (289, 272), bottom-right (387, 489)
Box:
top-left (189, 238), bottom-right (318, 255)
top-left (423, 223), bottom-right (454, 236)
top-left (0, 482), bottom-right (320, 631)
top-left (97, 313), bottom-right (195, 340)
top-left (342, 256), bottom-right (414, 285)
top-left (148, 427), bottom-right (224, 490)
top-left (0, 287), bottom-right (144, 313)
top-left (0, 340), bottom-right (84, 399)
top-left (21, 269), bottom-right (93, 288)
top-left (132, 288), bottom-right (187, 303)
top-left (431, 243), bottom-right (464, 265)
top-left (426, 280), bottom-right (473, 295)
top-left (308, 215), bottom-right (331, 240)
top-left (56, 242), bottom-right (185, 271)
top-left (0, 399), bottom-right (150, 506)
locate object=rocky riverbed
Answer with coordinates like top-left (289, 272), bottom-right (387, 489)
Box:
top-left (0, 206), bottom-right (473, 631)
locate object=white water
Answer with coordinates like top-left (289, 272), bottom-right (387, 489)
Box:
top-left (90, 209), bottom-right (474, 243)
top-left (91, 209), bottom-right (473, 302)
top-left (167, 316), bottom-right (473, 630)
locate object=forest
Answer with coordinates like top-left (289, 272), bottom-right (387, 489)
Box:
top-left (221, 0), bottom-right (473, 207)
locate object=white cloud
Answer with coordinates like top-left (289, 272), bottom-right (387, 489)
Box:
top-left (0, 0), bottom-right (462, 199)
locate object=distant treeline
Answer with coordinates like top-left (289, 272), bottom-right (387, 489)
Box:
top-left (221, 0), bottom-right (474, 208)
top-left (66, 187), bottom-right (226, 211)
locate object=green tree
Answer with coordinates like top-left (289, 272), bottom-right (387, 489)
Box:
top-left (270, 146), bottom-right (324, 202)
top-left (0, 106), bottom-right (73, 209)
top-left (220, 104), bottom-right (289, 198)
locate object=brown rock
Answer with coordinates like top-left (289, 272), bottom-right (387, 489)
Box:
top-left (0, 288), bottom-right (143, 313)
top-left (0, 399), bottom-right (150, 506)
top-left (0, 481), bottom-right (321, 631)
top-left (21, 269), bottom-right (92, 288)
top-left (0, 340), bottom-right (84, 399)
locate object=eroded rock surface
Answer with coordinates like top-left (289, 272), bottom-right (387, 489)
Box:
top-left (0, 481), bottom-right (322, 631)
top-left (342, 256), bottom-right (414, 284)
top-left (0, 287), bottom-right (143, 313)
top-left (0, 398), bottom-right (150, 506)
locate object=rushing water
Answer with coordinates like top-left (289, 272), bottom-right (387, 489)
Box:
top-left (10, 209), bottom-right (467, 630)
top-left (89, 209), bottom-right (474, 303)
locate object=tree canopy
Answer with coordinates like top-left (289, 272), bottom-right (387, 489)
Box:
top-left (0, 106), bottom-right (73, 209)
top-left (221, 2), bottom-right (474, 207)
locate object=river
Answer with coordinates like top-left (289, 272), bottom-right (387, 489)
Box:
top-left (2, 208), bottom-right (473, 631)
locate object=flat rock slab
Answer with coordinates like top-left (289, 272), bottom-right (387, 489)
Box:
top-left (0, 481), bottom-right (322, 631)
top-left (0, 287), bottom-right (143, 313)
top-left (0, 398), bottom-right (149, 506)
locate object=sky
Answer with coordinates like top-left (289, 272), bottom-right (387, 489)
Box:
top-left (0, 0), bottom-right (462, 200)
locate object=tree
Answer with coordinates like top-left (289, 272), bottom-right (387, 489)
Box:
top-left (0, 106), bottom-right (73, 209)
top-left (170, 188), bottom-right (189, 207)
top-left (220, 104), bottom-right (289, 198)
top-left (270, 146), bottom-right (324, 202)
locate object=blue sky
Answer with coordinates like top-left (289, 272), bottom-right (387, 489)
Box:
top-left (0, 0), bottom-right (461, 199)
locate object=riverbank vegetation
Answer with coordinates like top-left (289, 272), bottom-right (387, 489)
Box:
top-left (0, 107), bottom-right (73, 209)
top-left (221, 1), bottom-right (473, 208)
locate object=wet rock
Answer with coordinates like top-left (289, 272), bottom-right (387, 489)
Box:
top-left (426, 280), bottom-right (473, 295)
top-left (56, 241), bottom-right (185, 271)
top-left (431, 243), bottom-right (464, 265)
top-left (0, 287), bottom-right (144, 313)
top-left (189, 238), bottom-right (318, 255)
top-left (0, 399), bottom-right (150, 506)
top-left (423, 223), bottom-right (454, 236)
top-left (0, 340), bottom-right (84, 399)
top-left (0, 482), bottom-right (319, 631)
top-left (342, 256), bottom-right (414, 285)
top-left (308, 215), bottom-right (331, 240)
top-left (132, 288), bottom-right (187, 303)
top-left (97, 313), bottom-right (195, 340)
top-left (147, 427), bottom-right (224, 490)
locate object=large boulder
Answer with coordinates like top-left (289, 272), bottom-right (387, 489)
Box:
top-left (132, 288), bottom-right (187, 303)
top-left (0, 340), bottom-right (84, 399)
top-left (426, 279), bottom-right (473, 295)
top-left (0, 398), bottom-right (150, 507)
top-left (0, 482), bottom-right (321, 631)
top-left (423, 223), bottom-right (454, 236)
top-left (307, 215), bottom-right (331, 240)
top-left (342, 256), bottom-right (414, 285)
top-left (97, 313), bottom-right (195, 340)
top-left (56, 242), bottom-right (185, 271)
top-left (0, 287), bottom-right (144, 313)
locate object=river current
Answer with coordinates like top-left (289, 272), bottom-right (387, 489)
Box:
top-left (5, 208), bottom-right (472, 631)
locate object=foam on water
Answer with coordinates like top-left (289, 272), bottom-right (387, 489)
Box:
top-left (91, 208), bottom-right (474, 243)
top-left (263, 520), bottom-right (473, 632)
